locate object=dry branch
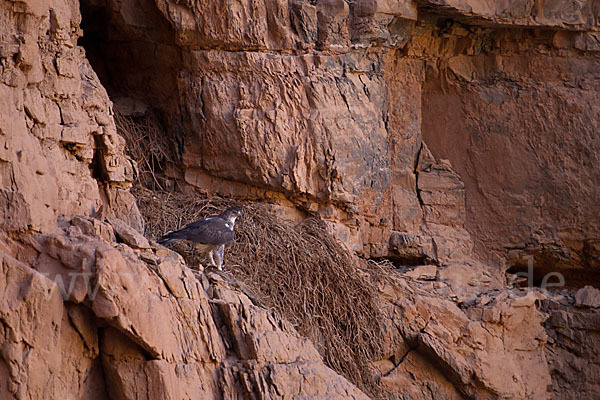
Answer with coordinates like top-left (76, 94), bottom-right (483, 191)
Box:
top-left (117, 110), bottom-right (391, 398)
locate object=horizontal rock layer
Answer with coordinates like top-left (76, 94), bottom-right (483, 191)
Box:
top-left (1, 0), bottom-right (599, 398)
top-left (0, 216), bottom-right (369, 399)
top-left (79, 0), bottom-right (600, 275)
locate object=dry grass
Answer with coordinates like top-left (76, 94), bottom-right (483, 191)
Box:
top-left (114, 110), bottom-right (175, 190)
top-left (117, 110), bottom-right (390, 398)
top-left (137, 189), bottom-right (388, 397)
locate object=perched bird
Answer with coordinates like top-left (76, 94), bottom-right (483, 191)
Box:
top-left (158, 207), bottom-right (242, 270)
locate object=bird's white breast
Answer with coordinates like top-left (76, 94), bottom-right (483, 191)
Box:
top-left (225, 216), bottom-right (237, 231)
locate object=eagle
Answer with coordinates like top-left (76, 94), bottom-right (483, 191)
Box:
top-left (158, 206), bottom-right (242, 270)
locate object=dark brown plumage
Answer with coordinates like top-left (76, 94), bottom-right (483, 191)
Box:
top-left (158, 207), bottom-right (241, 270)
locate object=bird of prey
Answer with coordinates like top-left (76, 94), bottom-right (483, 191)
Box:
top-left (158, 207), bottom-right (242, 270)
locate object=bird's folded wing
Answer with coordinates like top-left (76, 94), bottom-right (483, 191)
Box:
top-left (177, 219), bottom-right (235, 245)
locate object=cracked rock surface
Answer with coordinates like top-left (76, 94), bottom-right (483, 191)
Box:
top-left (1, 216), bottom-right (369, 399)
top-left (0, 0), bottom-right (599, 398)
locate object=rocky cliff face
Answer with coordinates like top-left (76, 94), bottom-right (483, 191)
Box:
top-left (1, 0), bottom-right (367, 398)
top-left (77, 0), bottom-right (600, 274)
top-left (2, 215), bottom-right (370, 399)
top-left (0, 0), bottom-right (599, 399)
top-left (420, 21), bottom-right (600, 284)
top-left (0, 0), bottom-right (142, 234)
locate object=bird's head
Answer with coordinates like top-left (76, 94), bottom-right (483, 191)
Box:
top-left (221, 206), bottom-right (242, 224)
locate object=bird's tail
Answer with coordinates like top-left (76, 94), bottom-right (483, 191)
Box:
top-left (157, 232), bottom-right (182, 245)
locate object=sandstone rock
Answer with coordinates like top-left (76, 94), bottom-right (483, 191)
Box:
top-left (379, 280), bottom-right (553, 399)
top-left (183, 50), bottom-right (391, 208)
top-left (422, 223), bottom-right (475, 264)
top-left (106, 216), bottom-right (150, 249)
top-left (417, 143), bottom-right (466, 228)
top-left (418, 0), bottom-right (599, 30)
top-left (0, 218), bottom-right (369, 399)
top-left (575, 286), bottom-right (600, 308)
top-left (0, 0), bottom-right (139, 234)
top-left (70, 215), bottom-right (116, 242)
top-left (541, 296), bottom-right (600, 399)
top-left (0, 248), bottom-right (103, 399)
top-left (389, 231), bottom-right (436, 262)
top-left (378, 348), bottom-right (463, 400)
top-left (404, 265), bottom-right (438, 280)
top-left (1, 0), bottom-right (599, 398)
top-left (421, 25), bottom-right (600, 280)
top-left (437, 260), bottom-right (503, 302)
top-left (0, 190), bottom-right (31, 231)
top-left (81, 0), bottom-right (431, 256)
top-left (317, 0), bottom-right (351, 51)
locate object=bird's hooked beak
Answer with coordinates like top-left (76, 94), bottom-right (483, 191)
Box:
top-left (229, 209), bottom-right (242, 224)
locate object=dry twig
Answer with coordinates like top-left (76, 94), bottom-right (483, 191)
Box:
top-left (117, 110), bottom-right (391, 398)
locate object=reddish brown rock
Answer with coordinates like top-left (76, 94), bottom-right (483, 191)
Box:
top-left (377, 274), bottom-right (552, 399)
top-left (418, 0), bottom-right (599, 30)
top-left (542, 294), bottom-right (600, 399)
top-left (0, 0), bottom-right (140, 234)
top-left (1, 217), bottom-right (370, 399)
top-left (1, 0), bottom-right (599, 398)
top-left (575, 286), bottom-right (600, 308)
top-left (421, 27), bottom-right (600, 281)
top-left (404, 264), bottom-right (438, 280)
top-left (105, 217), bottom-right (150, 249)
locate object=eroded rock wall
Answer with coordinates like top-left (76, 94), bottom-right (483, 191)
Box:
top-left (0, 216), bottom-right (369, 399)
top-left (417, 0), bottom-right (600, 29)
top-left (0, 0), bottom-right (599, 399)
top-left (77, 0), bottom-right (434, 258)
top-left (78, 0), bottom-right (600, 279)
top-left (542, 289), bottom-right (600, 399)
top-left (0, 0), bottom-right (141, 234)
top-left (0, 1), bottom-right (373, 398)
top-left (375, 271), bottom-right (552, 399)
top-left (421, 23), bottom-right (600, 283)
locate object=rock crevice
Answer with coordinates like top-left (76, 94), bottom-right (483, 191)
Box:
top-left (0, 0), bottom-right (598, 398)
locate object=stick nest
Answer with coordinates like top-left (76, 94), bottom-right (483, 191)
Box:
top-left (118, 111), bottom-right (390, 398)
